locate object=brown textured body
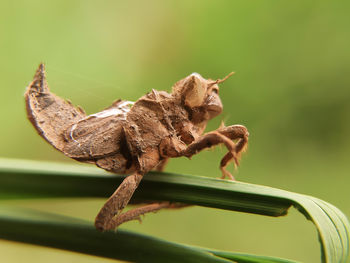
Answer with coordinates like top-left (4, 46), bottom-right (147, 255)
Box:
top-left (25, 65), bottom-right (249, 231)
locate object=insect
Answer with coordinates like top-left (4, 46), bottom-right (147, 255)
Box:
top-left (25, 64), bottom-right (249, 231)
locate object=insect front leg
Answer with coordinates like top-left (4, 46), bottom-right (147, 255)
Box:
top-left (217, 124), bottom-right (249, 155)
top-left (181, 125), bottom-right (249, 180)
top-left (216, 125), bottom-right (249, 179)
top-left (181, 132), bottom-right (237, 179)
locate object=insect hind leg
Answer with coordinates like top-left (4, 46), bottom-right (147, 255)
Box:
top-left (107, 202), bottom-right (189, 229)
top-left (95, 172), bottom-right (143, 231)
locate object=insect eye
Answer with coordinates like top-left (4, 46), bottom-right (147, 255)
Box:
top-left (212, 88), bottom-right (219, 94)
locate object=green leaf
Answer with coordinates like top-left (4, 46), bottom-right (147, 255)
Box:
top-left (209, 250), bottom-right (300, 263)
top-left (0, 158), bottom-right (349, 262)
top-left (0, 206), bottom-right (297, 263)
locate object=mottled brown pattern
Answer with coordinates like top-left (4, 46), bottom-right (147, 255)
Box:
top-left (25, 64), bottom-right (249, 231)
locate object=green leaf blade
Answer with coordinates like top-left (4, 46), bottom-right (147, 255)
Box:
top-left (0, 158), bottom-right (349, 262)
top-left (0, 206), bottom-right (302, 263)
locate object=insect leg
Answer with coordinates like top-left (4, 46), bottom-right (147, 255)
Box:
top-left (217, 125), bottom-right (249, 180)
top-left (217, 124), bottom-right (249, 155)
top-left (219, 152), bottom-right (236, 180)
top-left (182, 131), bottom-right (238, 163)
top-left (95, 172), bottom-right (143, 231)
top-left (106, 202), bottom-right (189, 229)
top-left (181, 128), bottom-right (249, 180)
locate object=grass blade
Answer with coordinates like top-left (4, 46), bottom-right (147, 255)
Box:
top-left (0, 158), bottom-right (349, 262)
top-left (209, 250), bottom-right (300, 263)
top-left (0, 206), bottom-right (297, 263)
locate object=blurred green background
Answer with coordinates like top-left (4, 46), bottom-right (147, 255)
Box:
top-left (1, 0), bottom-right (349, 262)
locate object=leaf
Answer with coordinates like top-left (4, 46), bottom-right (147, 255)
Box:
top-left (209, 250), bottom-right (300, 263)
top-left (0, 158), bottom-right (349, 262)
top-left (0, 206), bottom-right (297, 263)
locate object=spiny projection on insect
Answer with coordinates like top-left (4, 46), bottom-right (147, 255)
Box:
top-left (25, 64), bottom-right (249, 231)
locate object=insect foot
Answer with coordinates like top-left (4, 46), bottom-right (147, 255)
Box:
top-left (25, 64), bottom-right (249, 231)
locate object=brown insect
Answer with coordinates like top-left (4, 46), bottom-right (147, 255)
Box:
top-left (25, 64), bottom-right (249, 231)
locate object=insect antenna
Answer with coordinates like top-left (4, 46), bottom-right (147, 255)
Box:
top-left (208, 72), bottom-right (235, 88)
